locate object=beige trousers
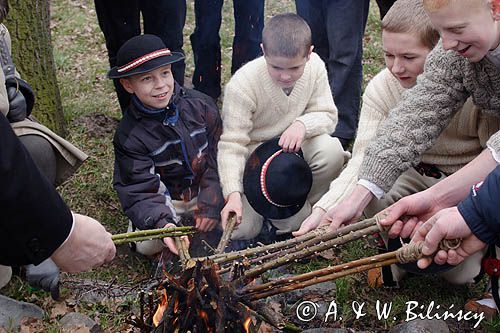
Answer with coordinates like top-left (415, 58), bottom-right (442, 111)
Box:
top-left (231, 134), bottom-right (349, 240)
top-left (130, 198), bottom-right (198, 256)
top-left (365, 167), bottom-right (484, 285)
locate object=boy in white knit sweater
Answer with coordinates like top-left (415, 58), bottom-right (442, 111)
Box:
top-left (217, 13), bottom-right (348, 241)
top-left (294, 0), bottom-right (500, 292)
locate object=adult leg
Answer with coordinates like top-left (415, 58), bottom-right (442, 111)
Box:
top-left (141, 0), bottom-right (186, 86)
top-left (231, 0), bottom-right (264, 74)
top-left (191, 0), bottom-right (224, 99)
top-left (325, 0), bottom-right (369, 144)
top-left (375, 0), bottom-right (396, 19)
top-left (295, 0), bottom-right (328, 63)
top-left (94, 0), bottom-right (140, 111)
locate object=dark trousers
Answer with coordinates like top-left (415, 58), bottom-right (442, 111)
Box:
top-left (191, 0), bottom-right (264, 99)
top-left (295, 0), bottom-right (369, 141)
top-left (94, 0), bottom-right (186, 110)
top-left (375, 0), bottom-right (396, 19)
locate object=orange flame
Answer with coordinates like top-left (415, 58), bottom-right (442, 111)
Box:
top-left (243, 317), bottom-right (252, 333)
top-left (152, 289), bottom-right (168, 327)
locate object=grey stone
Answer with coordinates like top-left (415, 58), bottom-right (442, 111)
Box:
top-left (59, 312), bottom-right (103, 333)
top-left (389, 319), bottom-right (449, 333)
top-left (0, 294), bottom-right (43, 331)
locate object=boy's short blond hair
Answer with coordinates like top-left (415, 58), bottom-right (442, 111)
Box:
top-left (423, 0), bottom-right (489, 12)
top-left (382, 0), bottom-right (440, 50)
top-left (262, 13), bottom-right (312, 58)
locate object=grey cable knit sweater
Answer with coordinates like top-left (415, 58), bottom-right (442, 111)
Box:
top-left (359, 41), bottom-right (500, 192)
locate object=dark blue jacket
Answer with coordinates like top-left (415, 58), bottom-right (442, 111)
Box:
top-left (458, 165), bottom-right (500, 246)
top-left (113, 84), bottom-right (224, 230)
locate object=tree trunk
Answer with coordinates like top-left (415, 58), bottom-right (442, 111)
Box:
top-left (5, 0), bottom-right (66, 135)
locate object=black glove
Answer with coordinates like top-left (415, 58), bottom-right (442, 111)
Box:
top-left (25, 258), bottom-right (60, 300)
top-left (6, 86), bottom-right (27, 122)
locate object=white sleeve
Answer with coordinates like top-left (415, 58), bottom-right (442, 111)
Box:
top-left (357, 179), bottom-right (385, 199)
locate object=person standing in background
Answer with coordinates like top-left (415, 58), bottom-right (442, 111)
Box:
top-left (94, 0), bottom-right (186, 111)
top-left (295, 0), bottom-right (369, 149)
top-left (191, 0), bottom-right (264, 100)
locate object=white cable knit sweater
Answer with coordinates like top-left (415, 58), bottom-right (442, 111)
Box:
top-left (315, 68), bottom-right (500, 211)
top-left (217, 52), bottom-right (338, 197)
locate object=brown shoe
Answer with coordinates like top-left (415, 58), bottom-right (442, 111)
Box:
top-left (464, 293), bottom-right (498, 320)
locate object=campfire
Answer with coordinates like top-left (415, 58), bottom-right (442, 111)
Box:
top-left (150, 259), bottom-right (255, 333)
top-left (126, 214), bottom-right (460, 332)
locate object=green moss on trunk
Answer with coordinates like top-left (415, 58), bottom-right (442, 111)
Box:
top-left (5, 0), bottom-right (66, 135)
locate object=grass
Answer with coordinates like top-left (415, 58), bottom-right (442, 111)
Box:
top-left (1, 0), bottom-right (495, 332)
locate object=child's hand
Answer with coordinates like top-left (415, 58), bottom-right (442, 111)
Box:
top-left (221, 192), bottom-right (243, 230)
top-left (162, 223), bottom-right (190, 255)
top-left (292, 207), bottom-right (326, 237)
top-left (279, 121), bottom-right (306, 152)
top-left (196, 217), bottom-right (218, 232)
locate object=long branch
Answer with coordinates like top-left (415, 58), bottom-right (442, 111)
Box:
top-left (112, 226), bottom-right (195, 244)
top-left (248, 258), bottom-right (397, 300)
top-left (242, 250), bottom-right (397, 294)
top-left (242, 224), bottom-right (380, 280)
top-left (207, 217), bottom-right (378, 265)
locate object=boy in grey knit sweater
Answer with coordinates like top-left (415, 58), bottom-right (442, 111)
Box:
top-left (322, 0), bottom-right (500, 235)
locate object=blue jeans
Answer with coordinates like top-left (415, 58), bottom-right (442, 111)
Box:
top-left (191, 0), bottom-right (264, 99)
top-left (94, 0), bottom-right (186, 110)
top-left (295, 0), bottom-right (369, 141)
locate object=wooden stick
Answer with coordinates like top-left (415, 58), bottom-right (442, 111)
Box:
top-left (215, 212), bottom-right (237, 254)
top-left (242, 224), bottom-right (380, 280)
top-left (207, 217), bottom-right (378, 265)
top-left (243, 250), bottom-right (398, 294)
top-left (246, 239), bottom-right (461, 300)
top-left (113, 232), bottom-right (193, 245)
top-left (249, 258), bottom-right (398, 300)
top-left (112, 226), bottom-right (195, 244)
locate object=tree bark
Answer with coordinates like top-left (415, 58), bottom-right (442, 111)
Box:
top-left (5, 0), bottom-right (66, 135)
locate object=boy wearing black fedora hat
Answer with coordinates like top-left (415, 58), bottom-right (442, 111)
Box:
top-left (217, 14), bottom-right (350, 242)
top-left (110, 34), bottom-right (224, 256)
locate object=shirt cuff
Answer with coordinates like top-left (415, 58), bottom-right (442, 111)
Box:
top-left (488, 146), bottom-right (500, 164)
top-left (358, 179), bottom-right (385, 200)
top-left (57, 212), bottom-right (76, 249)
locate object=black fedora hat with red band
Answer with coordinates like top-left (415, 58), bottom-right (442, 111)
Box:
top-left (107, 34), bottom-right (184, 79)
top-left (243, 138), bottom-right (312, 220)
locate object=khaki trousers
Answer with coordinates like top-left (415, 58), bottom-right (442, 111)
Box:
top-left (231, 134), bottom-right (349, 240)
top-left (365, 167), bottom-right (484, 284)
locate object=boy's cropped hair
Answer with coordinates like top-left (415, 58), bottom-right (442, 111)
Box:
top-left (261, 13), bottom-right (312, 58)
top-left (382, 0), bottom-right (439, 49)
top-left (423, 0), bottom-right (490, 11)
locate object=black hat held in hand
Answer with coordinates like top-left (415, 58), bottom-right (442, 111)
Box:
top-left (243, 138), bottom-right (312, 220)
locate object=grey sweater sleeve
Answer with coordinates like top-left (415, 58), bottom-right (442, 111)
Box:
top-left (359, 43), bottom-right (470, 191)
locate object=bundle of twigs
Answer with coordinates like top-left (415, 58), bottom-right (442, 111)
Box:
top-left (242, 239), bottom-right (460, 300)
top-left (112, 226), bottom-right (195, 245)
